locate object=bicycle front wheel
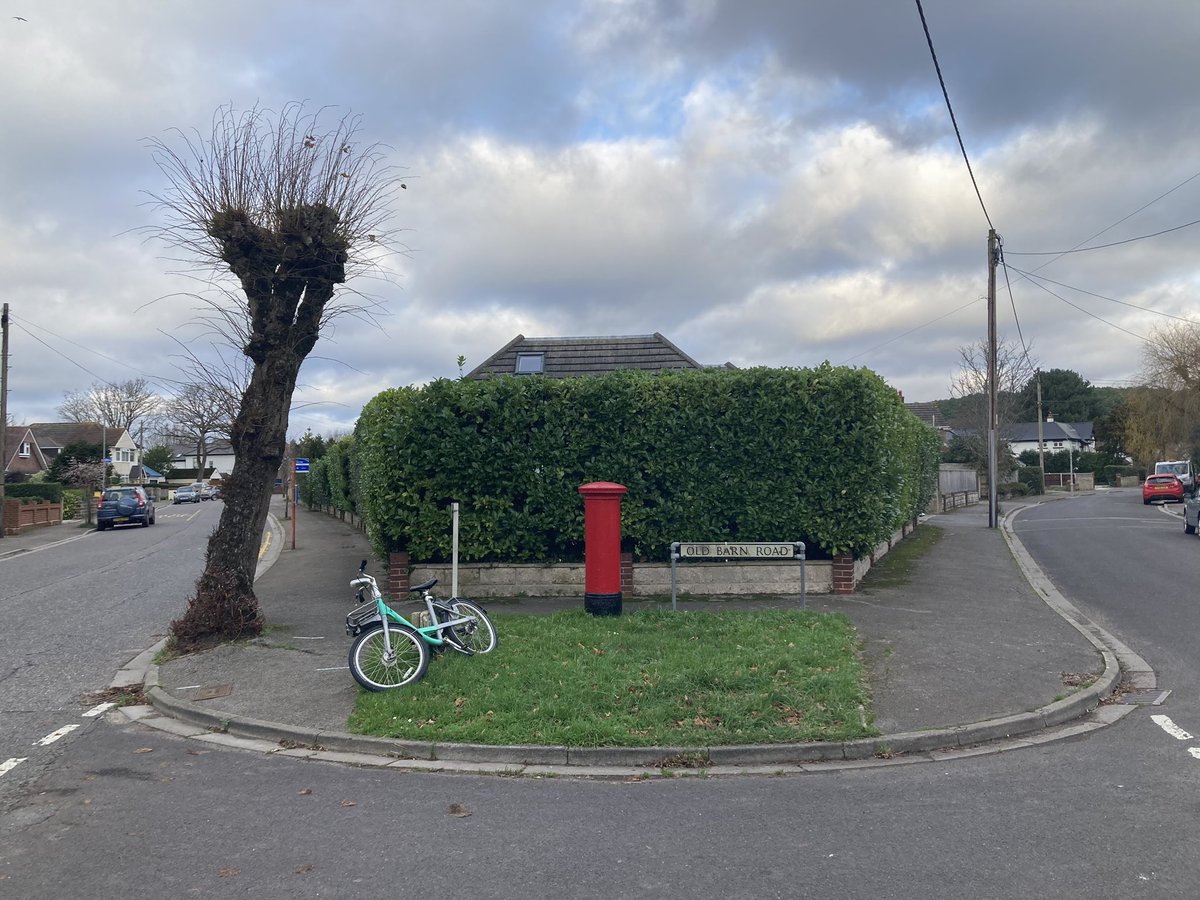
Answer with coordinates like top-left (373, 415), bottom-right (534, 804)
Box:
top-left (349, 625), bottom-right (430, 690)
top-left (446, 599), bottom-right (498, 654)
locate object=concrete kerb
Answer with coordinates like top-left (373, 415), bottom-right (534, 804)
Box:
top-left (119, 502), bottom-right (1145, 776)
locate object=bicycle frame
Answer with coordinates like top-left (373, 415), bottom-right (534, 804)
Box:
top-left (353, 574), bottom-right (478, 652)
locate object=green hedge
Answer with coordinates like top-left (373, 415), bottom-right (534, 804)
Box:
top-left (300, 436), bottom-right (355, 513)
top-left (5, 482), bottom-right (64, 502)
top-left (353, 365), bottom-right (939, 563)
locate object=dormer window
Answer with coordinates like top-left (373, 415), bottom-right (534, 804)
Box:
top-left (19, 441), bottom-right (31, 458)
top-left (515, 352), bottom-right (545, 375)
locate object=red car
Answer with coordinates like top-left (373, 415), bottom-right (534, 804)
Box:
top-left (1143, 473), bottom-right (1185, 504)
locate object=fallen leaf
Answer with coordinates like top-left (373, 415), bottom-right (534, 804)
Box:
top-left (218, 867), bottom-right (239, 878)
top-left (135, 747), bottom-right (153, 754)
top-left (341, 800), bottom-right (357, 807)
top-left (298, 789), bottom-right (313, 796)
top-left (454, 697), bottom-right (466, 708)
top-left (447, 803), bottom-right (472, 818)
top-left (296, 864), bottom-right (315, 874)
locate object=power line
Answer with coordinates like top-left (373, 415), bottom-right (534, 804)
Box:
top-left (914, 0), bottom-right (993, 230)
top-left (1010, 168), bottom-right (1200, 270)
top-left (1004, 261), bottom-right (1152, 344)
top-left (841, 295), bottom-right (983, 364)
top-left (1005, 217), bottom-right (1200, 256)
top-left (1006, 266), bottom-right (1200, 325)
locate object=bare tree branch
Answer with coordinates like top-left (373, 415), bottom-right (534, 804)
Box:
top-left (144, 101), bottom-right (407, 648)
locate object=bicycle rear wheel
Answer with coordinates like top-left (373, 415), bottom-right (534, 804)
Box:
top-left (349, 624), bottom-right (430, 690)
top-left (444, 599), bottom-right (498, 654)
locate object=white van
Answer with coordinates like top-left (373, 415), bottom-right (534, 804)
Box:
top-left (1155, 460), bottom-right (1194, 496)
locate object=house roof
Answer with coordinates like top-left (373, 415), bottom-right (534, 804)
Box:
top-left (466, 333), bottom-right (725, 379)
top-left (1002, 422), bottom-right (1090, 443)
top-left (4, 425), bottom-right (47, 470)
top-left (904, 402), bottom-right (943, 427)
top-left (169, 439), bottom-right (235, 458)
top-left (29, 422), bottom-right (111, 449)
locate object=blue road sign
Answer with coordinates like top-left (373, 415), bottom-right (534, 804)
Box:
top-left (294, 458), bottom-right (310, 473)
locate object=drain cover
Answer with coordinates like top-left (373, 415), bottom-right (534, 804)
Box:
top-left (1120, 689), bottom-right (1171, 705)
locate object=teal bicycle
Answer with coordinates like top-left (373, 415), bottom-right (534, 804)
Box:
top-left (345, 562), bottom-right (497, 691)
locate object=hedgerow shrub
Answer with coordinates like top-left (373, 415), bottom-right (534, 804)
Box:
top-left (6, 482), bottom-right (64, 502)
top-left (353, 365), bottom-right (939, 563)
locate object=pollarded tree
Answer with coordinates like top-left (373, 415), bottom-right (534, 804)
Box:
top-left (147, 103), bottom-right (404, 649)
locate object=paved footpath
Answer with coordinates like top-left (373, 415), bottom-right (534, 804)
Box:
top-left (97, 495), bottom-right (1154, 776)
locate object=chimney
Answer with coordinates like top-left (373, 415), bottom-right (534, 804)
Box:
top-left (1046, 411), bottom-right (1054, 423)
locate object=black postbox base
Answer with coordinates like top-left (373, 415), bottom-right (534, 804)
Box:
top-left (584, 591), bottom-right (622, 617)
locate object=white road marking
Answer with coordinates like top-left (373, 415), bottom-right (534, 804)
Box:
top-left (294, 636), bottom-right (326, 641)
top-left (33, 724), bottom-right (80, 746)
top-left (316, 666), bottom-right (350, 672)
top-left (82, 702), bottom-right (116, 718)
top-left (1189, 748), bottom-right (1200, 760)
top-left (0, 758), bottom-right (27, 778)
top-left (1151, 714), bottom-right (1193, 741)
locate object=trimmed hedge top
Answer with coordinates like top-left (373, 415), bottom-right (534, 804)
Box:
top-left (4, 482), bottom-right (64, 503)
top-left (352, 365), bottom-right (939, 564)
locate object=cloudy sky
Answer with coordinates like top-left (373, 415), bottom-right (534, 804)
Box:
top-left (2, 1), bottom-right (1198, 438)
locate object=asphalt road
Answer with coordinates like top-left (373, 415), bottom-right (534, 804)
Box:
top-left (1012, 488), bottom-right (1200, 728)
top-left (4, 490), bottom-right (1200, 898)
top-left (0, 499), bottom-right (221, 810)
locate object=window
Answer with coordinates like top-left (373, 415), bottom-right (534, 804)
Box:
top-left (1052, 441), bottom-right (1063, 448)
top-left (19, 441), bottom-right (30, 458)
top-left (515, 352), bottom-right (545, 375)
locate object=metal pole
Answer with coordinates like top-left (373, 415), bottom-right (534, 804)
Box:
top-left (290, 460), bottom-right (297, 550)
top-left (1036, 371), bottom-right (1046, 490)
top-left (670, 542), bottom-right (679, 611)
top-left (451, 501), bottom-right (460, 598)
top-left (987, 229), bottom-right (999, 529)
top-left (797, 541), bottom-right (806, 609)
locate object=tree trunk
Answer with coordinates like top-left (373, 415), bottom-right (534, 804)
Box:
top-left (170, 351), bottom-right (300, 649)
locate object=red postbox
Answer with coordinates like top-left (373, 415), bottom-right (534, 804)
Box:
top-left (578, 481), bottom-right (627, 616)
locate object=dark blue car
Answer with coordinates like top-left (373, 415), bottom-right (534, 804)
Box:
top-left (97, 486), bottom-right (155, 530)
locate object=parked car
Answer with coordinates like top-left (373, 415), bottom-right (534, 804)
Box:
top-left (198, 484), bottom-right (220, 501)
top-left (1143, 474), bottom-right (1184, 505)
top-left (173, 485), bottom-right (200, 504)
top-left (1184, 494), bottom-right (1200, 534)
top-left (97, 486), bottom-right (155, 530)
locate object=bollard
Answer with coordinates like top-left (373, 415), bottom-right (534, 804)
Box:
top-left (578, 481), bottom-right (627, 616)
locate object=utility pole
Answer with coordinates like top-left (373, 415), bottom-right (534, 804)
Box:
top-left (0, 302), bottom-right (8, 539)
top-left (1036, 371), bottom-right (1046, 489)
top-left (987, 230), bottom-right (999, 529)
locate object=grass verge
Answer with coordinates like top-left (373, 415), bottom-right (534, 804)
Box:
top-left (348, 608), bottom-right (875, 747)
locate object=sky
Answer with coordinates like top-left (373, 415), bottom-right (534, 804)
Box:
top-left (2, 1), bottom-right (1199, 439)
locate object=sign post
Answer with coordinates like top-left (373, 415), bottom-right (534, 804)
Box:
top-left (669, 541), bottom-right (807, 610)
top-left (292, 458), bottom-right (309, 549)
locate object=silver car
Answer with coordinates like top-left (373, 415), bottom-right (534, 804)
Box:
top-left (1184, 495), bottom-right (1200, 535)
top-left (173, 485), bottom-right (200, 504)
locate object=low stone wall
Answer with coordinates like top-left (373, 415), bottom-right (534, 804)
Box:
top-left (2, 499), bottom-right (64, 536)
top-left (407, 559), bottom-right (831, 599)
top-left (394, 520), bottom-right (920, 599)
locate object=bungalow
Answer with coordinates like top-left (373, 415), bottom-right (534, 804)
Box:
top-left (467, 333), bottom-right (732, 379)
top-left (171, 439), bottom-right (236, 478)
top-left (1004, 420), bottom-right (1095, 459)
